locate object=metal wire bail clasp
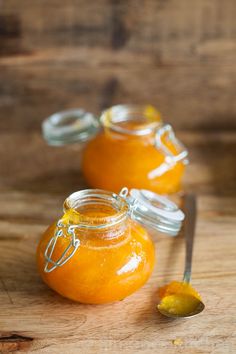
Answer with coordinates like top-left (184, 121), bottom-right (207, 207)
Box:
top-left (148, 124), bottom-right (189, 179)
top-left (119, 187), bottom-right (141, 221)
top-left (44, 220), bottom-right (80, 273)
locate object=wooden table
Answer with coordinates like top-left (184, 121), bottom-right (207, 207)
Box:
top-left (0, 131), bottom-right (236, 353)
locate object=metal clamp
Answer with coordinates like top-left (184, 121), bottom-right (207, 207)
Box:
top-left (44, 220), bottom-right (80, 273)
top-left (148, 124), bottom-right (189, 179)
top-left (119, 187), bottom-right (139, 220)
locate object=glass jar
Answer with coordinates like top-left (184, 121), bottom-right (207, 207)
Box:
top-left (42, 105), bottom-right (188, 194)
top-left (37, 188), bottom-right (184, 304)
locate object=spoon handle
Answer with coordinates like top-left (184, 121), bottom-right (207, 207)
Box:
top-left (183, 193), bottom-right (197, 283)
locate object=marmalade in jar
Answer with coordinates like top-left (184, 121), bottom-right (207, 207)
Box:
top-left (42, 105), bottom-right (188, 195)
top-left (37, 189), bottom-right (155, 304)
top-left (37, 188), bottom-right (184, 304)
top-left (82, 107), bottom-right (187, 194)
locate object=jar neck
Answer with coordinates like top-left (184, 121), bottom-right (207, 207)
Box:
top-left (62, 189), bottom-right (129, 241)
top-left (100, 104), bottom-right (162, 137)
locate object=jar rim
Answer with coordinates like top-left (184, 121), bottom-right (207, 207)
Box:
top-left (100, 104), bottom-right (162, 136)
top-left (63, 188), bottom-right (185, 236)
top-left (63, 189), bottom-right (129, 229)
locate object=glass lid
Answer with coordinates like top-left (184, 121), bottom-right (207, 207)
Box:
top-left (42, 109), bottom-right (100, 146)
top-left (119, 188), bottom-right (185, 236)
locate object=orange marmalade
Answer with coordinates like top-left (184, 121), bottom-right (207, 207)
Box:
top-left (37, 189), bottom-right (155, 304)
top-left (82, 105), bottom-right (188, 194)
top-left (157, 281), bottom-right (202, 316)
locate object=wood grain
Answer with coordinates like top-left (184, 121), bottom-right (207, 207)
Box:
top-left (0, 1), bottom-right (236, 352)
top-left (0, 0), bottom-right (236, 132)
top-left (0, 131), bottom-right (236, 353)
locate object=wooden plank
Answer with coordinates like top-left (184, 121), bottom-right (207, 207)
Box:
top-left (1, 0), bottom-right (235, 57)
top-left (0, 50), bottom-right (235, 132)
top-left (0, 131), bottom-right (236, 196)
top-left (0, 193), bottom-right (236, 353)
top-left (0, 0), bottom-right (236, 131)
top-left (0, 131), bottom-right (236, 353)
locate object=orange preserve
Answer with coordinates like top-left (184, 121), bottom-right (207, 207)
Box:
top-left (37, 188), bottom-right (184, 304)
top-left (157, 281), bottom-right (202, 317)
top-left (42, 105), bottom-right (188, 194)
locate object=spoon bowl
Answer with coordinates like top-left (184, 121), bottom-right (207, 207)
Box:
top-left (158, 294), bottom-right (205, 318)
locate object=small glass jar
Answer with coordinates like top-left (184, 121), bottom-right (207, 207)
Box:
top-left (42, 105), bottom-right (188, 194)
top-left (37, 188), bottom-right (184, 304)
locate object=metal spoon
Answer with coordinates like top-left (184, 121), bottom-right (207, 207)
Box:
top-left (158, 193), bottom-right (205, 318)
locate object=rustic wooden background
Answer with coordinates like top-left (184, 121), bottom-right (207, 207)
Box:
top-left (0, 0), bottom-right (236, 132)
top-left (1, 1), bottom-right (236, 353)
